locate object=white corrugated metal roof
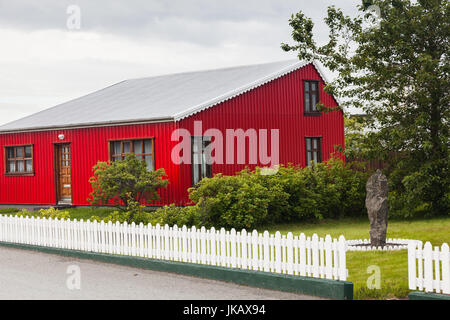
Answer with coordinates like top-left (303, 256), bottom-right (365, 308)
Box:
top-left (0, 59), bottom-right (330, 133)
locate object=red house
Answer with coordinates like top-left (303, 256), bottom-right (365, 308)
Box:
top-left (0, 60), bottom-right (344, 206)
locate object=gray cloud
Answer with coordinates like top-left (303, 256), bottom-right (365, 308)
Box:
top-left (0, 1), bottom-right (362, 125)
top-left (0, 0), bottom-right (360, 45)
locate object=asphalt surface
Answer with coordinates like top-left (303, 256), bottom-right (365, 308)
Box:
top-left (0, 246), bottom-right (323, 300)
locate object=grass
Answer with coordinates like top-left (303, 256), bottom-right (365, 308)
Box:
top-left (0, 207), bottom-right (117, 220)
top-left (62, 207), bottom-right (117, 220)
top-left (0, 208), bottom-right (23, 214)
top-left (263, 216), bottom-right (450, 300)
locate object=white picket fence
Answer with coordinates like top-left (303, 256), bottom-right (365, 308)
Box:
top-left (408, 241), bottom-right (450, 294)
top-left (0, 215), bottom-right (348, 281)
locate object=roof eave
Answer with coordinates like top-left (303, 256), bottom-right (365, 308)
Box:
top-left (0, 117), bottom-right (175, 135)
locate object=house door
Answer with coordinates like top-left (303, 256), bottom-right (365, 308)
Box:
top-left (56, 143), bottom-right (72, 204)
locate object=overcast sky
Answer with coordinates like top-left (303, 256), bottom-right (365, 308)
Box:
top-left (0, 0), bottom-right (361, 125)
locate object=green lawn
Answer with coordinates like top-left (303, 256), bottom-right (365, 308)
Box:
top-left (0, 207), bottom-right (117, 220)
top-left (262, 216), bottom-right (450, 300)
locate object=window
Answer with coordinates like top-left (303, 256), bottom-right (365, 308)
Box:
top-left (305, 137), bottom-right (322, 166)
top-left (5, 145), bottom-right (34, 175)
top-left (191, 136), bottom-right (212, 185)
top-left (110, 139), bottom-right (154, 171)
top-left (303, 80), bottom-right (320, 114)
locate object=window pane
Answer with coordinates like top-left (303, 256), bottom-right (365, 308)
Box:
top-left (201, 155), bottom-right (207, 177)
top-left (113, 142), bottom-right (121, 155)
top-left (7, 148), bottom-right (14, 159)
top-left (305, 94), bottom-right (310, 112)
top-left (16, 147), bottom-right (23, 158)
top-left (144, 156), bottom-right (153, 171)
top-left (304, 82), bottom-right (310, 92)
top-left (17, 161), bottom-right (25, 172)
top-left (134, 141), bottom-right (142, 154)
top-left (307, 152), bottom-right (312, 166)
top-left (313, 152), bottom-right (318, 164)
top-left (311, 82), bottom-right (317, 91)
top-left (313, 139), bottom-right (317, 149)
top-left (123, 142), bottom-right (131, 154)
top-left (192, 152), bottom-right (201, 165)
top-left (203, 142), bottom-right (212, 165)
top-left (25, 146), bottom-right (32, 158)
top-left (306, 138), bottom-right (311, 151)
top-left (192, 137), bottom-right (201, 153)
top-left (8, 161), bottom-right (15, 172)
top-left (26, 160), bottom-right (33, 172)
top-left (193, 164), bottom-right (200, 184)
top-left (144, 140), bottom-right (152, 154)
top-left (311, 93), bottom-right (317, 111)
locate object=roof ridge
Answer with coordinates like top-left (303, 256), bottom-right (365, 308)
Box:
top-left (126, 59), bottom-right (300, 82)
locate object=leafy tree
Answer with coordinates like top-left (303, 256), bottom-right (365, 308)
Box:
top-left (281, 0), bottom-right (449, 216)
top-left (337, 114), bottom-right (371, 160)
top-left (88, 154), bottom-right (169, 220)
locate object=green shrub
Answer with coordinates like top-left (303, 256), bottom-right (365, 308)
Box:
top-left (15, 207), bottom-right (70, 220)
top-left (90, 196), bottom-right (154, 224)
top-left (188, 173), bottom-right (274, 229)
top-left (88, 154), bottom-right (169, 213)
top-left (94, 157), bottom-right (370, 230)
top-left (0, 208), bottom-right (20, 214)
top-left (149, 204), bottom-right (202, 227)
top-left (186, 157), bottom-right (369, 229)
top-left (39, 207), bottom-right (70, 220)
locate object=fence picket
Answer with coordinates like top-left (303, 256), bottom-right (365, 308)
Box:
top-left (263, 231), bottom-right (270, 272)
top-left (338, 235), bottom-right (347, 281)
top-left (442, 243), bottom-right (450, 294)
top-left (230, 229), bottom-right (236, 268)
top-left (274, 232), bottom-right (281, 273)
top-left (324, 235), bottom-right (332, 280)
top-left (423, 242), bottom-right (433, 292)
top-left (408, 241), bottom-right (417, 290)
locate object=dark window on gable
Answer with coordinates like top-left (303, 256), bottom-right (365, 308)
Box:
top-left (191, 136), bottom-right (212, 185)
top-left (109, 139), bottom-right (154, 171)
top-left (304, 80), bottom-right (320, 114)
top-left (305, 137), bottom-right (322, 166)
top-left (5, 145), bottom-right (34, 175)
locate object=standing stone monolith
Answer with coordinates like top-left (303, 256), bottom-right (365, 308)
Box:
top-left (365, 169), bottom-right (389, 247)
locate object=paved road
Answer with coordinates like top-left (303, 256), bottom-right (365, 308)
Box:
top-left (0, 247), bottom-right (322, 300)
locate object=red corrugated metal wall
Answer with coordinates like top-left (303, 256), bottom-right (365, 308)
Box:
top-left (0, 63), bottom-right (344, 206)
top-left (0, 122), bottom-right (183, 206)
top-left (178, 64), bottom-right (344, 202)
